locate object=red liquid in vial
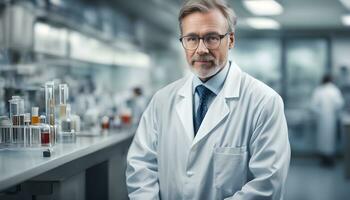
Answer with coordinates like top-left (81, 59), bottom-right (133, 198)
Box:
top-left (120, 114), bottom-right (132, 125)
top-left (41, 132), bottom-right (50, 144)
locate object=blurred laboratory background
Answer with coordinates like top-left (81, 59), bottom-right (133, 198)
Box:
top-left (1, 0), bottom-right (350, 199)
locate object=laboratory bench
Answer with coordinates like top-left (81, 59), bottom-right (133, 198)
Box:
top-left (0, 128), bottom-right (135, 200)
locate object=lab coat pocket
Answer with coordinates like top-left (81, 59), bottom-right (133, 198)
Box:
top-left (213, 146), bottom-right (248, 196)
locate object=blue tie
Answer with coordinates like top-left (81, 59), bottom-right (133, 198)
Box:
top-left (194, 85), bottom-right (213, 135)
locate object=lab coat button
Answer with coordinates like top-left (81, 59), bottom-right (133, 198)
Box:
top-left (186, 171), bottom-right (194, 176)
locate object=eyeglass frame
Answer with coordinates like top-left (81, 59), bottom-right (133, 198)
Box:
top-left (179, 32), bottom-right (231, 50)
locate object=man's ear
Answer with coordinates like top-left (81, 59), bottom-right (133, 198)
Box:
top-left (229, 33), bottom-right (235, 49)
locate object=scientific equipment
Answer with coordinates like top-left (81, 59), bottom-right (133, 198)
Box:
top-left (24, 113), bottom-right (30, 125)
top-left (45, 82), bottom-right (57, 145)
top-left (71, 114), bottom-right (81, 133)
top-left (119, 106), bottom-right (132, 126)
top-left (1, 95), bottom-right (54, 149)
top-left (8, 96), bottom-right (25, 146)
top-left (57, 104), bottom-right (76, 143)
top-left (40, 115), bottom-right (51, 146)
top-left (0, 116), bottom-right (11, 147)
top-left (1, 81), bottom-right (77, 149)
top-left (45, 81), bottom-right (55, 126)
top-left (9, 96), bottom-right (24, 126)
top-left (101, 116), bottom-right (109, 130)
top-left (31, 125), bottom-right (41, 147)
top-left (57, 83), bottom-right (78, 142)
top-left (59, 84), bottom-right (69, 119)
top-left (30, 107), bottom-right (41, 147)
top-left (31, 107), bottom-right (39, 125)
top-left (43, 148), bottom-right (52, 157)
top-left (60, 104), bottom-right (72, 132)
top-left (23, 113), bottom-right (31, 146)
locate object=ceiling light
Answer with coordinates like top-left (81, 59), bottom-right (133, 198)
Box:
top-left (342, 15), bottom-right (350, 26)
top-left (246, 18), bottom-right (281, 29)
top-left (243, 0), bottom-right (283, 16)
top-left (339, 0), bottom-right (350, 10)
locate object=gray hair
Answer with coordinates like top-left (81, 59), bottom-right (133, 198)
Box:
top-left (178, 0), bottom-right (237, 34)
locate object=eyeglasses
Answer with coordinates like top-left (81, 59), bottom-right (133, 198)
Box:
top-left (179, 32), bottom-right (230, 50)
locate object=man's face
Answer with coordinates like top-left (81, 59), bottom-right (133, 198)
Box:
top-left (181, 9), bottom-right (234, 81)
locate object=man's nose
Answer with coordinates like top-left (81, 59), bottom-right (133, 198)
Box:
top-left (196, 39), bottom-right (209, 55)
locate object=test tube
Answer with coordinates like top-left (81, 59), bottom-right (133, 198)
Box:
top-left (18, 98), bottom-right (25, 126)
top-left (24, 113), bottom-right (31, 146)
top-left (45, 82), bottom-right (55, 126)
top-left (59, 84), bottom-right (69, 119)
top-left (0, 116), bottom-right (11, 146)
top-left (9, 96), bottom-right (19, 125)
top-left (24, 113), bottom-right (30, 125)
top-left (9, 96), bottom-right (25, 146)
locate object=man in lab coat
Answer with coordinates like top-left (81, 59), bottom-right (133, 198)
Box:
top-left (126, 0), bottom-right (291, 199)
top-left (311, 74), bottom-right (344, 167)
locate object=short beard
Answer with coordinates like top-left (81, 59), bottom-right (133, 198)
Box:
top-left (190, 60), bottom-right (224, 81)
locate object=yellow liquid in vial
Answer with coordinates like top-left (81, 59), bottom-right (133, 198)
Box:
top-left (31, 116), bottom-right (39, 125)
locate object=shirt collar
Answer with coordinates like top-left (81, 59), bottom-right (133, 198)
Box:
top-left (192, 60), bottom-right (231, 95)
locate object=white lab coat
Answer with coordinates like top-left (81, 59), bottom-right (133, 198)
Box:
top-left (126, 63), bottom-right (291, 200)
top-left (311, 83), bottom-right (344, 155)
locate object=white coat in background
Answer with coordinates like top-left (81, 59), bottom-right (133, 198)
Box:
top-left (126, 63), bottom-right (291, 200)
top-left (311, 82), bottom-right (344, 155)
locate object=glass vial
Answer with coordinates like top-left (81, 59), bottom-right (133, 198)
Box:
top-left (31, 107), bottom-right (40, 125)
top-left (40, 115), bottom-right (51, 146)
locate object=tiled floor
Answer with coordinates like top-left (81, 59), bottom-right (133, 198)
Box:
top-left (285, 157), bottom-right (350, 200)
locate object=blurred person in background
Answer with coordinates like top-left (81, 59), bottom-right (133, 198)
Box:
top-left (126, 0), bottom-right (290, 199)
top-left (311, 74), bottom-right (344, 167)
top-left (127, 87), bottom-right (149, 124)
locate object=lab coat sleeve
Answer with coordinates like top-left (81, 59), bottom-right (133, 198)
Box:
top-left (126, 97), bottom-right (160, 200)
top-left (228, 94), bottom-right (291, 200)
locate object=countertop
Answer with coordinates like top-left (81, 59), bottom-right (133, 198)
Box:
top-left (0, 129), bottom-right (135, 191)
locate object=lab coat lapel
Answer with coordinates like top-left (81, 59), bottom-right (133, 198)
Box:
top-left (176, 75), bottom-right (195, 141)
top-left (191, 62), bottom-right (242, 147)
top-left (192, 94), bottom-right (229, 146)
